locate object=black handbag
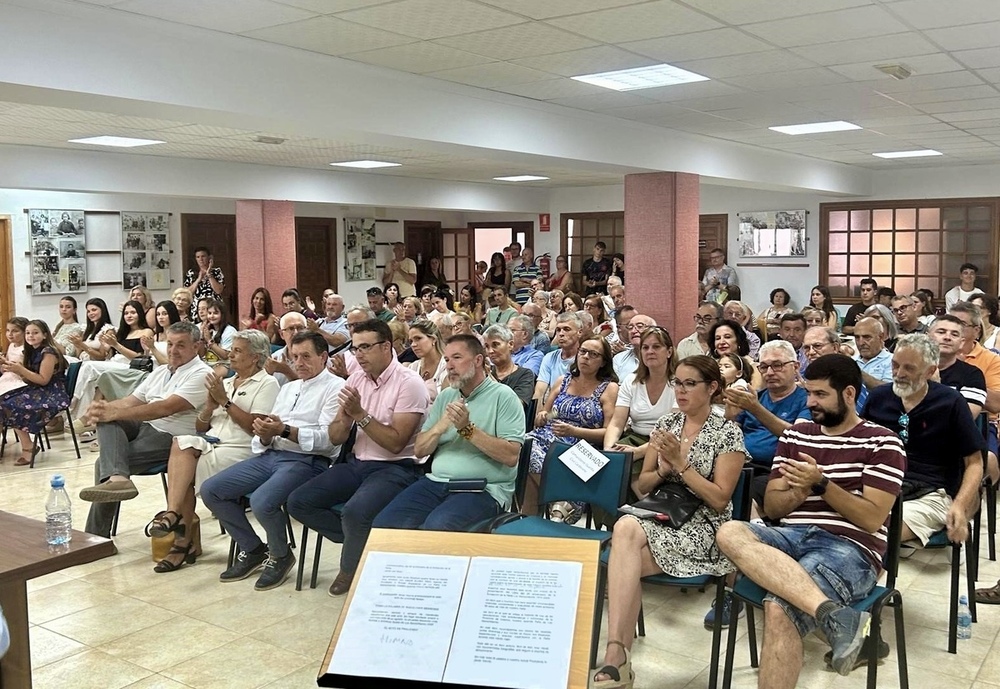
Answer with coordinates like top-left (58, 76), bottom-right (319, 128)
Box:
top-left (625, 482), bottom-right (703, 529)
top-left (129, 355), bottom-right (154, 373)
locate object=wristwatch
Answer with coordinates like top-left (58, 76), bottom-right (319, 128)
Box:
top-left (223, 400), bottom-right (232, 411)
top-left (280, 424), bottom-right (291, 439)
top-left (811, 475), bottom-right (830, 496)
top-left (358, 414), bottom-right (373, 429)
top-left (458, 423), bottom-right (476, 439)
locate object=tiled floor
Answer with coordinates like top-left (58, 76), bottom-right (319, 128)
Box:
top-left (3, 433), bottom-right (1000, 688)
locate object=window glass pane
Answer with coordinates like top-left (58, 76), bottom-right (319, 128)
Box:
top-left (873, 209), bottom-right (893, 231)
top-left (944, 255), bottom-right (966, 277)
top-left (970, 206), bottom-right (991, 230)
top-left (457, 233), bottom-right (469, 254)
top-left (895, 232), bottom-right (915, 252)
top-left (828, 276), bottom-right (848, 293)
top-left (918, 208), bottom-right (940, 229)
top-left (896, 208), bottom-right (916, 230)
top-left (895, 255), bottom-right (915, 274)
top-left (969, 232), bottom-right (990, 253)
top-left (850, 210), bottom-right (870, 231)
top-left (872, 256), bottom-right (892, 274)
top-left (944, 232), bottom-right (965, 253)
top-left (850, 233), bottom-right (870, 253)
top-left (894, 277), bottom-right (915, 294)
top-left (872, 233), bottom-right (893, 252)
top-left (942, 207), bottom-right (966, 228)
top-left (918, 255), bottom-right (940, 274)
top-left (829, 211), bottom-right (848, 231)
top-left (918, 231), bottom-right (940, 252)
top-left (850, 255), bottom-right (870, 274)
top-left (443, 233), bottom-right (456, 254)
top-left (828, 233), bottom-right (848, 252)
top-left (829, 255), bottom-right (847, 274)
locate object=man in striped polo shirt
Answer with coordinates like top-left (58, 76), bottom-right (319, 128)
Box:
top-left (718, 355), bottom-right (905, 685)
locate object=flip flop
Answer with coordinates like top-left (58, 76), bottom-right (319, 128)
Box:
top-left (975, 580), bottom-right (1000, 605)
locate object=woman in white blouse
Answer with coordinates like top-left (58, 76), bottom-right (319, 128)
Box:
top-left (406, 320), bottom-right (447, 403)
top-left (604, 326), bottom-right (678, 497)
top-left (144, 329), bottom-right (279, 573)
top-left (67, 298), bottom-right (114, 362)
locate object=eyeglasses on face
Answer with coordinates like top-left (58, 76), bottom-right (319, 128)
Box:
top-left (281, 325), bottom-right (306, 333)
top-left (671, 378), bottom-right (707, 391)
top-left (577, 348), bottom-right (604, 360)
top-left (758, 360), bottom-right (796, 372)
top-left (693, 315), bottom-right (717, 324)
top-left (802, 343), bottom-right (833, 352)
top-left (350, 341), bottom-right (387, 354)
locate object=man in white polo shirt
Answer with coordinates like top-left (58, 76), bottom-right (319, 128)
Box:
top-left (80, 321), bottom-right (211, 538)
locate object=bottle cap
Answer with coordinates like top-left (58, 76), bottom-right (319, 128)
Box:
top-left (50, 474), bottom-right (65, 488)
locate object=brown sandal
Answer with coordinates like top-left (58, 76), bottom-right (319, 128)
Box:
top-left (975, 579), bottom-right (1000, 605)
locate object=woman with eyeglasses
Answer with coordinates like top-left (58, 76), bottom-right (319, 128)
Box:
top-left (708, 319), bottom-right (763, 389)
top-left (595, 355), bottom-right (745, 689)
top-left (527, 335), bottom-right (619, 522)
top-left (406, 320), bottom-right (447, 402)
top-left (545, 254), bottom-right (574, 293)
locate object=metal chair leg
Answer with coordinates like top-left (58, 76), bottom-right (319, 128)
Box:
top-left (295, 525), bottom-right (310, 591)
top-left (310, 535), bottom-right (324, 589)
top-left (64, 408), bottom-right (81, 459)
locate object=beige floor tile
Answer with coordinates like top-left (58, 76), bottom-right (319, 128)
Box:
top-left (25, 570), bottom-right (76, 593)
top-left (99, 615), bottom-right (241, 672)
top-left (122, 675), bottom-right (193, 689)
top-left (26, 578), bottom-right (124, 625)
top-left (160, 637), bottom-right (313, 689)
top-left (248, 602), bottom-right (345, 659)
top-left (186, 585), bottom-right (327, 634)
top-left (29, 625), bottom-right (87, 669)
top-left (260, 663), bottom-right (326, 688)
top-left (31, 648), bottom-right (152, 689)
top-left (41, 595), bottom-right (178, 646)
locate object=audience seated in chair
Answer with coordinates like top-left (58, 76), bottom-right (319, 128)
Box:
top-left (373, 335), bottom-right (523, 533)
top-left (79, 321), bottom-right (211, 538)
top-left (264, 312), bottom-right (307, 386)
top-left (507, 315), bottom-right (544, 376)
top-left (676, 301), bottom-right (722, 359)
top-left (802, 326), bottom-right (869, 411)
top-left (610, 312), bottom-right (655, 381)
top-left (200, 331), bottom-right (344, 591)
top-left (716, 354), bottom-right (905, 685)
top-left (533, 311), bottom-right (583, 405)
top-left (144, 330), bottom-right (279, 573)
top-left (287, 319), bottom-right (428, 597)
top-left (482, 325), bottom-right (536, 406)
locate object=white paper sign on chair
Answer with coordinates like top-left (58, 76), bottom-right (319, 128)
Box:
top-left (558, 440), bottom-right (609, 482)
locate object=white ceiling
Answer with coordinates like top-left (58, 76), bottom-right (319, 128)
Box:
top-left (10, 0), bottom-right (1000, 184)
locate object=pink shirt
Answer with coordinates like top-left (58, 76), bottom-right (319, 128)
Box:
top-left (347, 358), bottom-right (429, 461)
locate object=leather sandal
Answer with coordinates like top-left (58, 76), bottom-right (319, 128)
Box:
top-left (15, 445), bottom-right (40, 466)
top-left (153, 540), bottom-right (196, 573)
top-left (145, 510), bottom-right (186, 539)
top-left (975, 579), bottom-right (1000, 605)
top-left (592, 640), bottom-right (633, 689)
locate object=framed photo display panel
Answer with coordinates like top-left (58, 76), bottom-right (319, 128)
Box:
top-left (29, 209), bottom-right (87, 294)
top-left (121, 212), bottom-right (170, 289)
top-left (738, 210), bottom-right (807, 258)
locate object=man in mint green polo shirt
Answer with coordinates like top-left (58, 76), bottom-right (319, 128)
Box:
top-left (373, 335), bottom-right (524, 531)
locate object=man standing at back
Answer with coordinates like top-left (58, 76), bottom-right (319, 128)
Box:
top-left (382, 242), bottom-right (417, 297)
top-left (843, 278), bottom-right (877, 336)
top-left (511, 248), bottom-right (541, 306)
top-left (287, 320), bottom-right (428, 596)
top-left (702, 248), bottom-right (738, 303)
top-left (581, 241), bottom-right (612, 295)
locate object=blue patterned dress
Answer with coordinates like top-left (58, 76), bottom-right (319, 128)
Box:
top-left (530, 375), bottom-right (611, 473)
top-left (0, 347), bottom-right (70, 433)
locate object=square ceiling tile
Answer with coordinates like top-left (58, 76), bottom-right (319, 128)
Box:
top-left (513, 45), bottom-right (657, 78)
top-left (242, 16), bottom-right (413, 55)
top-left (875, 71), bottom-right (986, 93)
top-left (426, 62), bottom-right (551, 88)
top-left (788, 32), bottom-right (939, 66)
top-left (977, 68), bottom-right (1000, 84)
top-left (829, 53), bottom-right (965, 81)
top-left (272, 0), bottom-right (393, 12)
top-left (343, 42), bottom-right (494, 73)
top-left (933, 108), bottom-right (1000, 123)
top-left (883, 0), bottom-right (1000, 29)
top-left (622, 28), bottom-right (772, 64)
top-left (742, 6), bottom-right (908, 48)
top-left (600, 101), bottom-right (696, 122)
top-left (547, 92), bottom-right (659, 111)
top-left (546, 0), bottom-right (723, 44)
top-left (475, 0), bottom-right (647, 20)
top-left (898, 85), bottom-right (999, 105)
top-left (677, 50), bottom-right (817, 79)
top-left (112, 0), bottom-right (316, 33)
top-left (686, 0), bottom-right (873, 25)
top-left (433, 22), bottom-right (598, 60)
top-left (952, 47), bottom-right (1000, 70)
top-left (640, 80), bottom-right (744, 102)
top-left (925, 21), bottom-right (1000, 51)
top-left (495, 79), bottom-right (609, 100)
top-left (336, 0), bottom-right (525, 40)
top-left (721, 68), bottom-right (847, 92)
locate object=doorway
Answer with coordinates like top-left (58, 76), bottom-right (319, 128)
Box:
top-left (180, 214), bottom-right (239, 320)
top-left (0, 217), bottom-right (13, 349)
top-left (698, 214), bottom-right (729, 283)
top-left (295, 217), bottom-right (338, 307)
top-left (403, 221), bottom-right (442, 281)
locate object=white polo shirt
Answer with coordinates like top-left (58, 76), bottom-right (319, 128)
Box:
top-left (133, 355), bottom-right (212, 436)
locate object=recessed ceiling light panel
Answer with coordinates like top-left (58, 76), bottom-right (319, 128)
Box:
top-left (872, 149), bottom-right (942, 159)
top-left (329, 160), bottom-right (401, 168)
top-left (493, 175), bottom-right (550, 182)
top-left (68, 135), bottom-right (166, 147)
top-left (768, 121), bottom-right (862, 135)
top-left (571, 63), bottom-right (709, 91)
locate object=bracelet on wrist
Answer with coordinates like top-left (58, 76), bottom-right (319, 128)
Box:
top-left (678, 463), bottom-right (693, 476)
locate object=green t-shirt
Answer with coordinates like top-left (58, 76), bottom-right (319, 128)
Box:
top-left (423, 376), bottom-right (524, 508)
top-left (486, 306), bottom-right (518, 326)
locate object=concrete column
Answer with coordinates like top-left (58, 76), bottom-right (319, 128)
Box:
top-left (624, 172), bottom-right (700, 340)
top-left (236, 199), bottom-right (296, 321)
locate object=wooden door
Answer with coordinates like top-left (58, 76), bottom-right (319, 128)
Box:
top-left (295, 217), bottom-right (338, 306)
top-left (0, 217), bottom-right (13, 349)
top-left (698, 214), bottom-right (729, 281)
top-left (441, 228), bottom-right (475, 298)
top-left (404, 220), bottom-right (442, 282)
top-left (181, 214), bottom-right (238, 320)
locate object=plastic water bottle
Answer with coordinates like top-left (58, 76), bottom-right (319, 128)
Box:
top-left (45, 475), bottom-right (72, 546)
top-left (957, 594), bottom-right (972, 640)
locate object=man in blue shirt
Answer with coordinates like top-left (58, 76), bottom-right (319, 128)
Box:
top-left (534, 312), bottom-right (582, 404)
top-left (853, 317), bottom-right (892, 389)
top-left (508, 315), bottom-right (544, 376)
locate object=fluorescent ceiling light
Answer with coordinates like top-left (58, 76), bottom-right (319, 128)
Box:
top-left (329, 160), bottom-right (401, 169)
top-left (768, 121), bottom-right (862, 135)
top-left (872, 149), bottom-right (942, 159)
top-left (68, 135), bottom-right (165, 147)
top-left (493, 175), bottom-right (549, 182)
top-left (571, 63), bottom-right (709, 91)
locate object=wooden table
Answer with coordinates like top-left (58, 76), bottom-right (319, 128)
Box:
top-left (0, 510), bottom-right (116, 689)
top-left (319, 529), bottom-right (600, 689)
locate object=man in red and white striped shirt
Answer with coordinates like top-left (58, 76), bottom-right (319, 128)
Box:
top-left (718, 354), bottom-right (905, 687)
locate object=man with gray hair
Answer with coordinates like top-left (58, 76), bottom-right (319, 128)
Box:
top-left (677, 301), bottom-right (723, 359)
top-left (519, 302), bottom-right (551, 352)
top-left (79, 321), bottom-right (212, 537)
top-left (862, 333), bottom-right (985, 554)
top-left (534, 311), bottom-right (583, 403)
top-left (802, 326), bottom-right (869, 412)
top-left (507, 314), bottom-right (544, 376)
top-left (311, 293), bottom-right (350, 350)
top-left (852, 317), bottom-right (892, 388)
top-left (267, 311), bottom-right (308, 385)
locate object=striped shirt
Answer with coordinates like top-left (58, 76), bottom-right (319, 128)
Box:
top-left (769, 421), bottom-right (906, 570)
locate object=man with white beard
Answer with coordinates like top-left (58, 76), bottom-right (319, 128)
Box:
top-left (861, 333), bottom-right (984, 555)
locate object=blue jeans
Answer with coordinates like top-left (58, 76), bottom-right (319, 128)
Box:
top-left (372, 477), bottom-right (501, 532)
top-left (286, 455), bottom-right (418, 573)
top-left (200, 449), bottom-right (328, 558)
top-left (745, 523), bottom-right (879, 637)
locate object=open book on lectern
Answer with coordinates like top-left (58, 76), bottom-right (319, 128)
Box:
top-left (324, 551), bottom-right (582, 689)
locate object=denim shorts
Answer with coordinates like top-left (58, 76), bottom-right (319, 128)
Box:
top-left (745, 523), bottom-right (879, 638)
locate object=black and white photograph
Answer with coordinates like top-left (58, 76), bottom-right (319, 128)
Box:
top-left (151, 252), bottom-right (170, 270)
top-left (124, 271), bottom-right (147, 289)
top-left (344, 217), bottom-right (376, 282)
top-left (152, 233), bottom-right (167, 251)
top-left (121, 213), bottom-right (146, 233)
top-left (123, 251), bottom-right (147, 271)
top-left (124, 232), bottom-right (146, 251)
top-left (28, 208), bottom-right (88, 294)
top-left (121, 212), bottom-right (170, 290)
top-left (738, 209), bottom-right (807, 258)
